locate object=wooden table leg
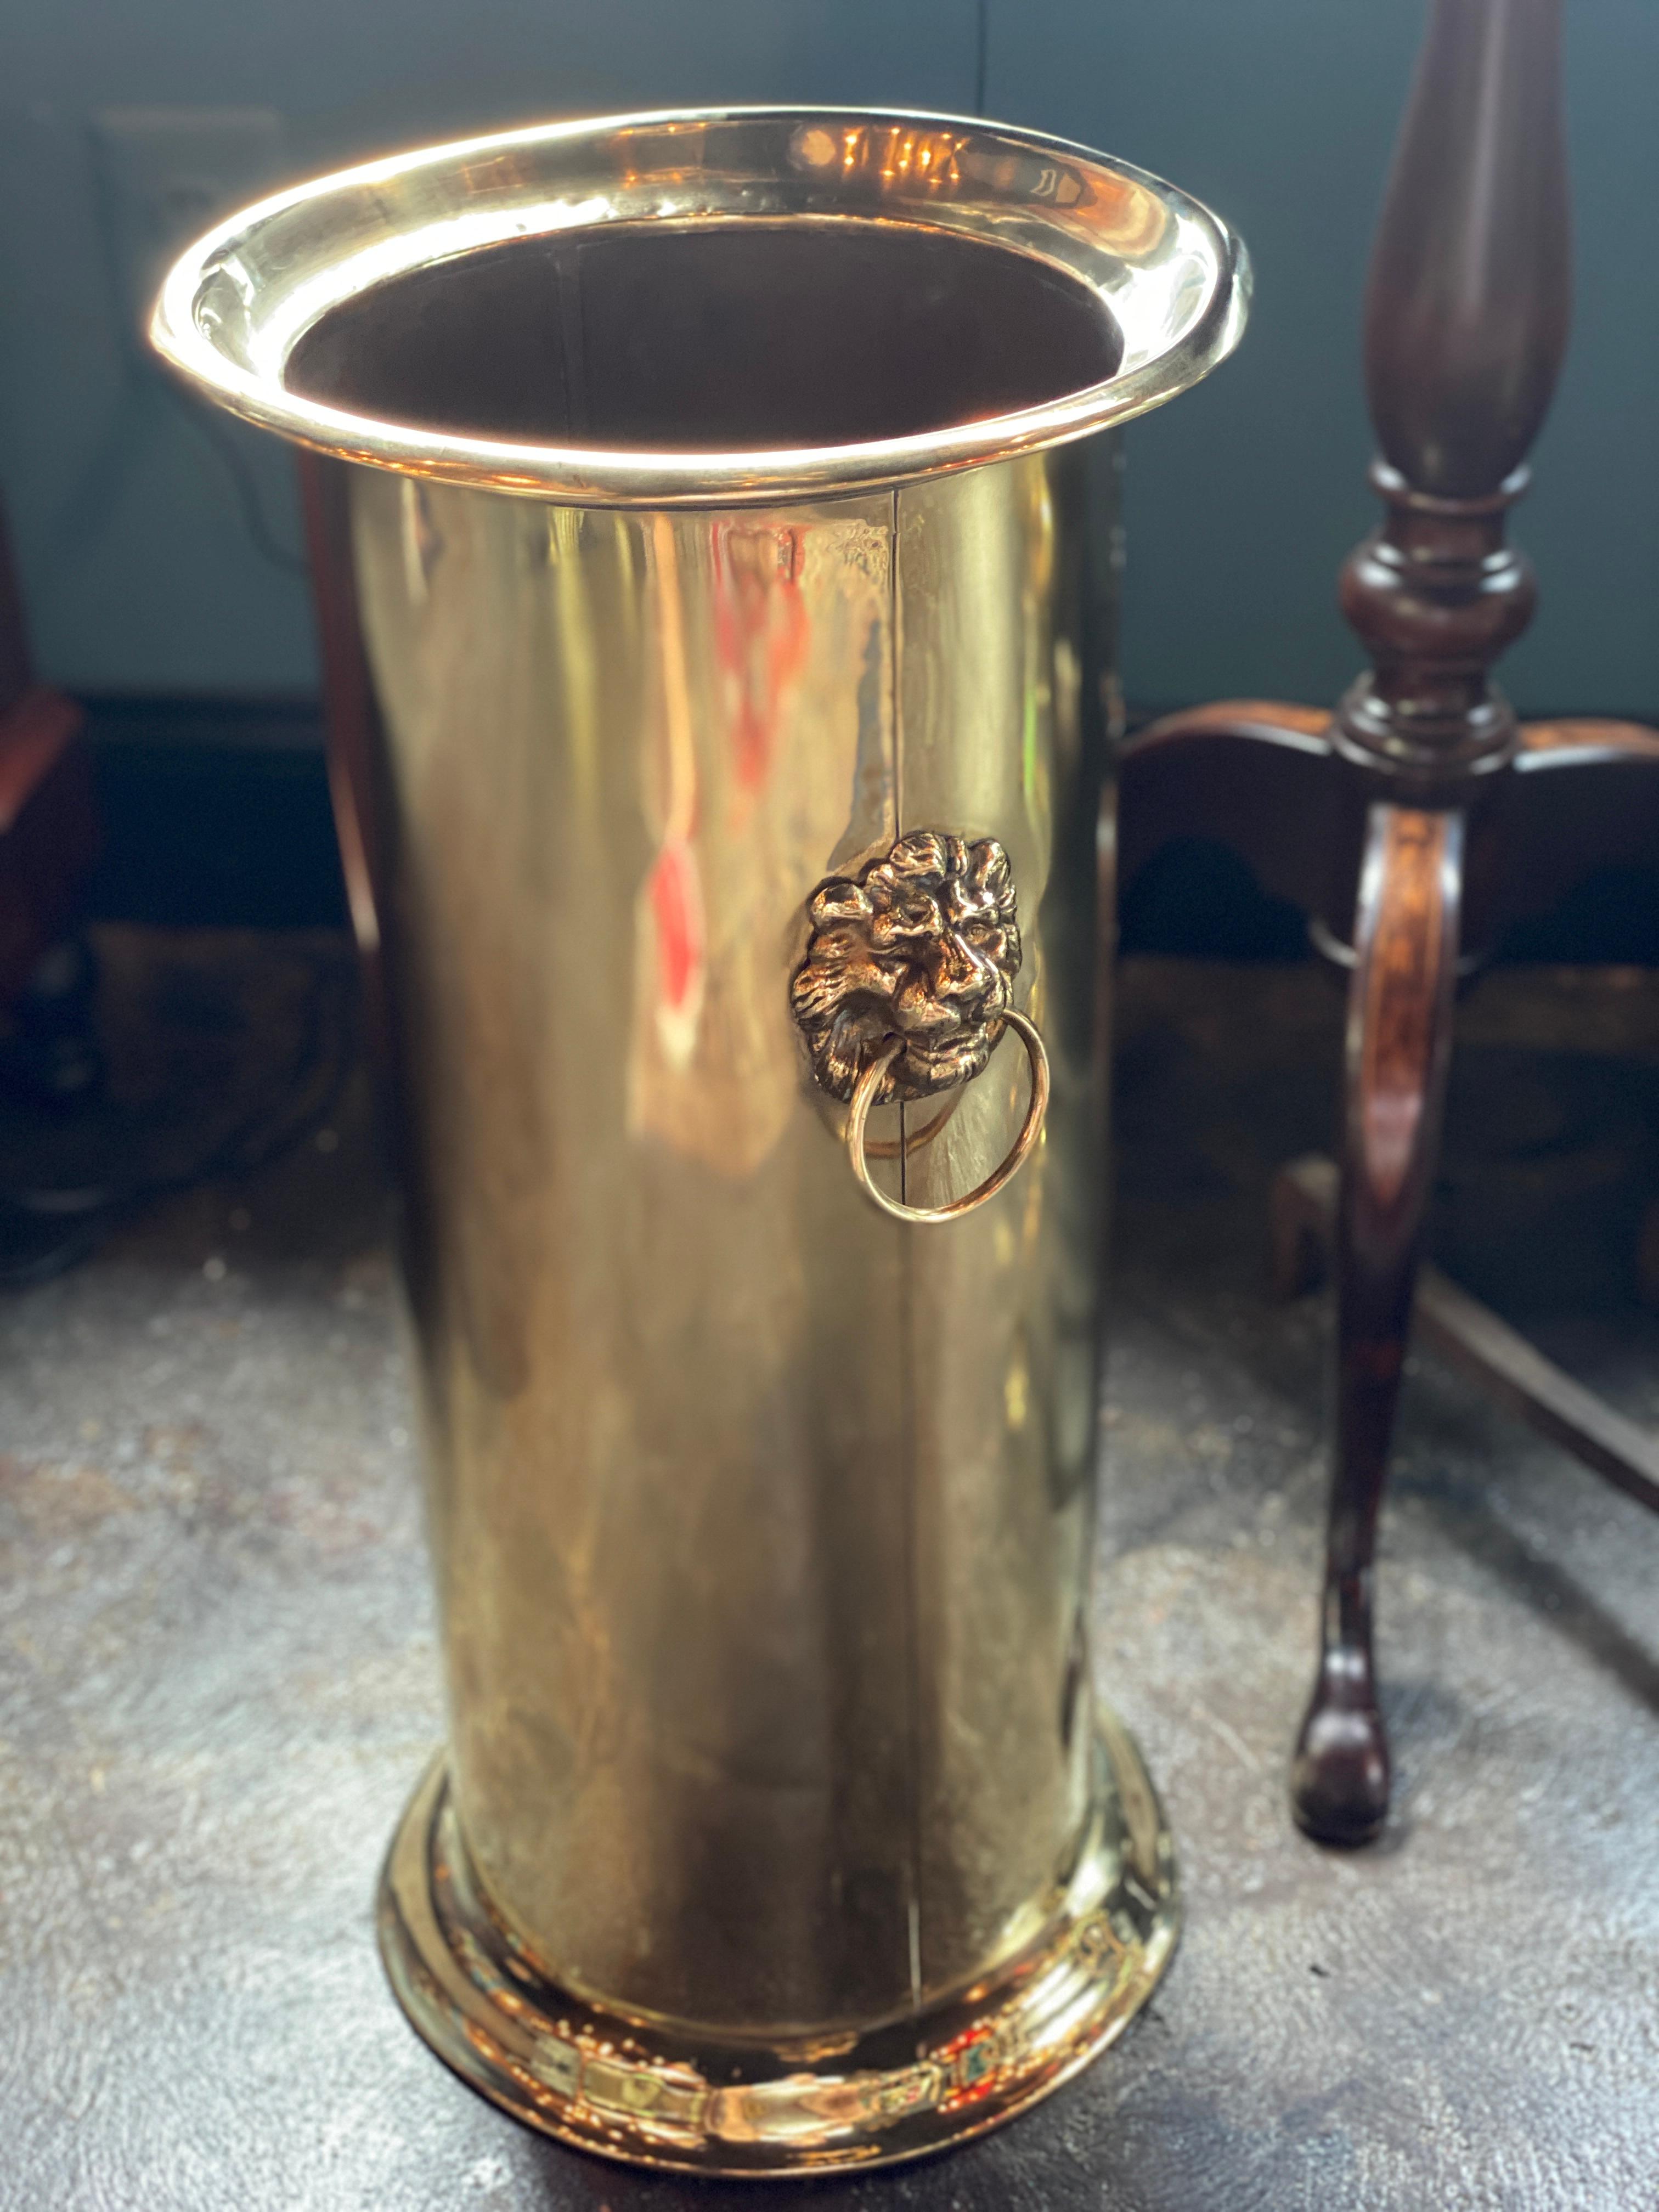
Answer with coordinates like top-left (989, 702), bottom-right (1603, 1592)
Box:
top-left (1290, 803), bottom-right (1462, 1844)
top-left (1118, 0), bottom-right (1659, 1848)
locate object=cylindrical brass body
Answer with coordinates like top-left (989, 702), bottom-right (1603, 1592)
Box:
top-left (353, 444), bottom-right (1109, 2030)
top-left (153, 107), bottom-right (1247, 2171)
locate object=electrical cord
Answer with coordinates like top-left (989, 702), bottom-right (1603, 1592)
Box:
top-left (0, 949), bottom-right (357, 1290)
top-left (156, 365), bottom-right (312, 581)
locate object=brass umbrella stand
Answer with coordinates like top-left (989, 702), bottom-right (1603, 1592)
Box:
top-left (156, 109), bottom-right (1248, 2173)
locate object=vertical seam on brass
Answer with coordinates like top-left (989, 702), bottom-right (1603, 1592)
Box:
top-left (890, 485), bottom-right (905, 843)
top-left (892, 482), bottom-right (906, 1204)
top-left (893, 480), bottom-right (924, 2016)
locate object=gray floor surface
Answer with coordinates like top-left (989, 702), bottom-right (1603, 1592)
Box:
top-left (3, 941), bottom-right (1656, 2211)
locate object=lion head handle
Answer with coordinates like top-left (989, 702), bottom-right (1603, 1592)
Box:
top-left (790, 831), bottom-right (1022, 1106)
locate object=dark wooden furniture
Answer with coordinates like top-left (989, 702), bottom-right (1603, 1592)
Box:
top-left (0, 504), bottom-right (97, 1007)
top-left (1120, 0), bottom-right (1659, 1843)
top-left (1271, 1152), bottom-right (1659, 1518)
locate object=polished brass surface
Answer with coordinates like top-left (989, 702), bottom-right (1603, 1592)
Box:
top-left (151, 108), bottom-right (1248, 506)
top-left (379, 1714), bottom-right (1176, 2176)
top-left (154, 106), bottom-right (1248, 2172)
top-left (847, 1012), bottom-right (1051, 1227)
top-left (352, 453), bottom-right (1100, 2040)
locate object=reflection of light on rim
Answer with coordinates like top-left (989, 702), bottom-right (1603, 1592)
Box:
top-left (150, 105), bottom-right (1250, 510)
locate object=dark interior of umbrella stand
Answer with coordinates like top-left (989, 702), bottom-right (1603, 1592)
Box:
top-left (285, 222), bottom-right (1125, 449)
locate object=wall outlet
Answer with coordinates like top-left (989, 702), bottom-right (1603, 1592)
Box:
top-left (92, 106), bottom-right (289, 341)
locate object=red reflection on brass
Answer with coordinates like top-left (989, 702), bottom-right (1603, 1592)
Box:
top-left (644, 515), bottom-right (705, 1068)
top-left (712, 523), bottom-right (809, 805)
top-left (648, 835), bottom-right (705, 1046)
top-left (930, 2017), bottom-right (1021, 2114)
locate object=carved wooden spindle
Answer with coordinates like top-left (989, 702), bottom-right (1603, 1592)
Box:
top-left (1331, 0), bottom-right (1568, 799)
top-left (1119, 0), bottom-right (1659, 1844)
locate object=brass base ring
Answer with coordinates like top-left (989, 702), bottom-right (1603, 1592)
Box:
top-left (377, 1711), bottom-right (1178, 2177)
top-left (847, 1009), bottom-right (1049, 1224)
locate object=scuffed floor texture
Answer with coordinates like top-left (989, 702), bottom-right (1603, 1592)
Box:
top-left (3, 935), bottom-right (1657, 2211)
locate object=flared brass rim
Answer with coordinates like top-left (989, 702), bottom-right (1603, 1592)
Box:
top-left (151, 105), bottom-right (1249, 507)
top-left (377, 1711), bottom-right (1179, 2176)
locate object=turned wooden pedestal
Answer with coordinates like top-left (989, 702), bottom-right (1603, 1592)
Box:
top-left (1120, 0), bottom-right (1659, 1843)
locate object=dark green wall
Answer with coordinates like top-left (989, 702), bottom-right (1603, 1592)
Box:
top-left (3, 1), bottom-right (1655, 714)
top-left (992, 0), bottom-right (1659, 717)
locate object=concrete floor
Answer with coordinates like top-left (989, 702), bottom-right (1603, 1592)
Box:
top-left (2, 940), bottom-right (1657, 2211)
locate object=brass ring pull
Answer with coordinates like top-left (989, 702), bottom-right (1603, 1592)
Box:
top-left (845, 1011), bottom-right (1049, 1226)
